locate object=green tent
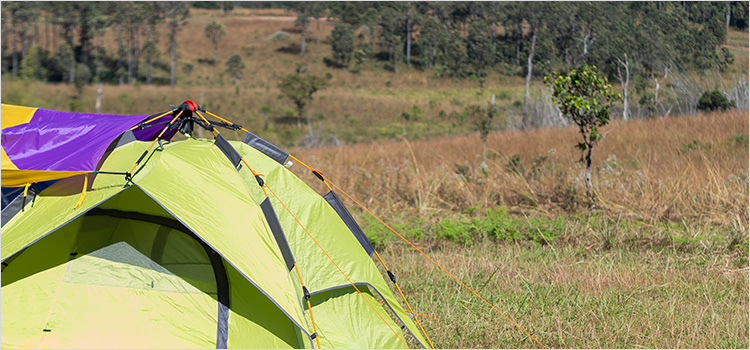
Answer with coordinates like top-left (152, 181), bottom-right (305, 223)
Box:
top-left (1, 104), bottom-right (431, 348)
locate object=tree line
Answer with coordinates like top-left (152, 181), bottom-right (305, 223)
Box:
top-left (2, 1), bottom-right (190, 87)
top-left (2, 1), bottom-right (747, 120)
top-left (315, 1), bottom-right (746, 122)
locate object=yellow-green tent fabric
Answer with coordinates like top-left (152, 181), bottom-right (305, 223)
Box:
top-left (2, 131), bottom-right (429, 348)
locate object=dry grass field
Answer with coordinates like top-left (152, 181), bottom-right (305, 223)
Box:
top-left (293, 111), bottom-right (747, 225)
top-left (288, 110), bottom-right (749, 348)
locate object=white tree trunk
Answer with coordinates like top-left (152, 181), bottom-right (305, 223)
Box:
top-left (96, 82), bottom-right (102, 113)
top-left (726, 1), bottom-right (731, 27)
top-left (523, 26), bottom-right (537, 127)
top-left (617, 55), bottom-right (630, 120)
top-left (654, 66), bottom-right (669, 114)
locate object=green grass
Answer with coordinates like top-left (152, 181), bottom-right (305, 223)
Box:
top-left (359, 203), bottom-right (748, 348)
top-left (361, 205), bottom-right (749, 256)
top-left (378, 240), bottom-right (748, 348)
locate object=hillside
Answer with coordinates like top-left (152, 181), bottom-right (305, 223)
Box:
top-left (2, 8), bottom-right (748, 148)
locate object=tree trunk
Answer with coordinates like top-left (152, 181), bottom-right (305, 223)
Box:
top-left (432, 45), bottom-right (438, 67)
top-left (96, 82), bottom-right (102, 113)
top-left (53, 22), bottom-right (58, 51)
top-left (316, 17), bottom-right (320, 44)
top-left (515, 25), bottom-right (521, 67)
top-left (21, 30), bottom-right (28, 62)
top-left (135, 25), bottom-right (141, 78)
top-left (170, 35), bottom-right (176, 87)
top-left (394, 47), bottom-right (399, 74)
top-left (12, 15), bottom-right (18, 79)
top-left (522, 26), bottom-right (537, 127)
top-left (69, 61), bottom-right (75, 84)
top-left (33, 20), bottom-right (39, 49)
top-left (220, 1), bottom-right (225, 15)
top-left (491, 20), bottom-right (496, 64)
top-left (146, 59), bottom-right (152, 85)
top-left (581, 30), bottom-right (590, 63)
top-left (726, 1), bottom-right (731, 27)
top-left (128, 28), bottom-right (133, 85)
top-left (96, 33), bottom-right (102, 82)
top-left (406, 14), bottom-right (411, 68)
top-left (584, 142), bottom-right (596, 211)
top-left (481, 138), bottom-right (487, 169)
top-left (301, 22), bottom-right (307, 57)
top-left (306, 110), bottom-right (313, 139)
top-left (654, 67), bottom-right (669, 114)
top-left (214, 43), bottom-right (218, 65)
top-left (617, 55), bottom-right (630, 120)
top-left (45, 19), bottom-right (49, 51)
top-left (297, 110), bottom-right (302, 128)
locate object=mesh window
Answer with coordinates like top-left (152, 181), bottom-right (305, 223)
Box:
top-left (63, 215), bottom-right (216, 295)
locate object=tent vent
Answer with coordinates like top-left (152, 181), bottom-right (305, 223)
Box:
top-left (214, 134), bottom-right (243, 170)
top-left (260, 198), bottom-right (296, 270)
top-left (242, 132), bottom-right (289, 165)
top-left (323, 191), bottom-right (375, 256)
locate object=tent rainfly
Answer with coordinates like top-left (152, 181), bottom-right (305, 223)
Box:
top-left (1, 102), bottom-right (432, 349)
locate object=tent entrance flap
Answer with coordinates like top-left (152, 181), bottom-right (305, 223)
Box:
top-left (1, 202), bottom-right (224, 348)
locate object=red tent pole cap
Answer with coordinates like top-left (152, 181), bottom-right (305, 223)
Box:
top-left (182, 100), bottom-right (199, 112)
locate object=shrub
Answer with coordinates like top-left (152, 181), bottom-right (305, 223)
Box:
top-left (267, 30), bottom-right (291, 42)
top-left (696, 90), bottom-right (735, 112)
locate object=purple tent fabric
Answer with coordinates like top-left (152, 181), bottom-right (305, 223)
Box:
top-left (132, 116), bottom-right (180, 141)
top-left (2, 108), bottom-right (176, 172)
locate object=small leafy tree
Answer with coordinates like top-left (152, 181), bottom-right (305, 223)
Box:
top-left (466, 103), bottom-right (498, 169)
top-left (205, 20), bottom-right (226, 65)
top-left (225, 54), bottom-right (244, 86)
top-left (545, 64), bottom-right (621, 210)
top-left (399, 105), bottom-right (424, 136)
top-left (697, 90), bottom-right (735, 112)
top-left (278, 66), bottom-right (327, 129)
top-left (329, 22), bottom-right (354, 68)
